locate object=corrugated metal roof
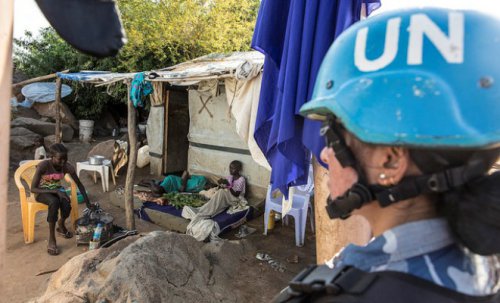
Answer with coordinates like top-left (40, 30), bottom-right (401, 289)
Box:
top-left (56, 51), bottom-right (264, 86)
top-left (148, 51), bottom-right (264, 85)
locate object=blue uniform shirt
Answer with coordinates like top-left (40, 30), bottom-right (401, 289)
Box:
top-left (330, 218), bottom-right (497, 296)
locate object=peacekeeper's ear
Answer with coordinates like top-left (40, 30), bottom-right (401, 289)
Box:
top-left (377, 147), bottom-right (409, 186)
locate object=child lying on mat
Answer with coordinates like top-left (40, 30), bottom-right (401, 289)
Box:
top-left (149, 171), bottom-right (210, 195)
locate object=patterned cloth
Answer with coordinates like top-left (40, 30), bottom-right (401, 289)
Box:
top-left (330, 218), bottom-right (497, 296)
top-left (39, 172), bottom-right (65, 190)
top-left (227, 175), bottom-right (245, 197)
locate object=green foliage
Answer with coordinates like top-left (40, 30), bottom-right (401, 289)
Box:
top-left (117, 0), bottom-right (260, 71)
top-left (162, 192), bottom-right (206, 209)
top-left (13, 0), bottom-right (260, 120)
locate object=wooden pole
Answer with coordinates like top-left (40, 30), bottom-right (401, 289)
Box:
top-left (313, 158), bottom-right (372, 264)
top-left (0, 0), bottom-right (13, 277)
top-left (124, 81), bottom-right (136, 230)
top-left (54, 77), bottom-right (62, 143)
top-left (11, 69), bottom-right (69, 89)
top-left (162, 89), bottom-right (169, 174)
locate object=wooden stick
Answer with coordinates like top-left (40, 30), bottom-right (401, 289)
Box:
top-left (0, 0), bottom-right (13, 276)
top-left (162, 90), bottom-right (169, 174)
top-left (124, 81), bottom-right (136, 230)
top-left (12, 69), bottom-right (69, 89)
top-left (35, 268), bottom-right (59, 276)
top-left (54, 77), bottom-right (62, 143)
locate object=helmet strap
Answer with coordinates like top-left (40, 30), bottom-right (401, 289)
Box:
top-left (321, 117), bottom-right (488, 219)
top-left (326, 182), bottom-right (373, 219)
top-left (326, 157), bottom-right (488, 220)
top-left (373, 159), bottom-right (487, 206)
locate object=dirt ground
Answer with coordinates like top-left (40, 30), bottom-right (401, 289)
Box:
top-left (2, 138), bottom-right (316, 303)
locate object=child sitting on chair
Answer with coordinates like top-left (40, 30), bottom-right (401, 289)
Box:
top-left (31, 143), bottom-right (91, 256)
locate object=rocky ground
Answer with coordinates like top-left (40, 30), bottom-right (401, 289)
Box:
top-left (2, 137), bottom-right (316, 303)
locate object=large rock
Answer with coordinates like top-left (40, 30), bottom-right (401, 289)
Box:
top-left (11, 106), bottom-right (41, 120)
top-left (33, 101), bottom-right (79, 130)
top-left (11, 117), bottom-right (74, 142)
top-left (87, 139), bottom-right (115, 160)
top-left (44, 135), bottom-right (57, 147)
top-left (10, 127), bottom-right (42, 165)
top-left (32, 232), bottom-right (263, 303)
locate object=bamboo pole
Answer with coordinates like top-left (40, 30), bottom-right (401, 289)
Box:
top-left (11, 69), bottom-right (69, 89)
top-left (0, 0), bottom-right (13, 277)
top-left (54, 77), bottom-right (62, 143)
top-left (124, 81), bottom-right (136, 230)
top-left (313, 158), bottom-right (371, 264)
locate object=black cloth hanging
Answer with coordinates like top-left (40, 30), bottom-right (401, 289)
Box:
top-left (35, 0), bottom-right (126, 58)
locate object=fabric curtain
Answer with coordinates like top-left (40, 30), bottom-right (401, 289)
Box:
top-left (251, 0), bottom-right (381, 196)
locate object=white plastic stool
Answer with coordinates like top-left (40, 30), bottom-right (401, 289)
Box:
top-left (76, 159), bottom-right (116, 192)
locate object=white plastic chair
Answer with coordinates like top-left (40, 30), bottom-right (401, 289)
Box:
top-left (263, 169), bottom-right (314, 247)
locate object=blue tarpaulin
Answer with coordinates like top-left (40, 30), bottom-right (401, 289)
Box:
top-left (56, 71), bottom-right (136, 84)
top-left (56, 71), bottom-right (109, 82)
top-left (252, 0), bottom-right (380, 196)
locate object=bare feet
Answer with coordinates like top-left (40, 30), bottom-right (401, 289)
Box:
top-left (47, 238), bottom-right (59, 255)
top-left (56, 220), bottom-right (73, 239)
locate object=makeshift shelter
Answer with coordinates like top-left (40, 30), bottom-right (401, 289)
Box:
top-left (56, 71), bottom-right (139, 229)
top-left (147, 51), bottom-right (271, 199)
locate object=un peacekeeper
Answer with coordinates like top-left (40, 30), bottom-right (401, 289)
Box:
top-left (274, 8), bottom-right (500, 303)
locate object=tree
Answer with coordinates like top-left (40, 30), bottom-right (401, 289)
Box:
top-left (13, 0), bottom-right (260, 119)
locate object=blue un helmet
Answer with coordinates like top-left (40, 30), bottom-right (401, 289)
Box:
top-left (299, 8), bottom-right (500, 245)
top-left (301, 8), bottom-right (500, 148)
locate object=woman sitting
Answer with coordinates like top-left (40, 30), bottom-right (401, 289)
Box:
top-left (31, 143), bottom-right (91, 256)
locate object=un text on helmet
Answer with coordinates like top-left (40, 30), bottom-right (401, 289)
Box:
top-left (354, 12), bottom-right (464, 72)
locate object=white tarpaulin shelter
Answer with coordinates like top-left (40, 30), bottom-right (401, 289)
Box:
top-left (149, 51), bottom-right (270, 198)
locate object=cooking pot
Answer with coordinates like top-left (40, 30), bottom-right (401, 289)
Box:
top-left (89, 155), bottom-right (105, 165)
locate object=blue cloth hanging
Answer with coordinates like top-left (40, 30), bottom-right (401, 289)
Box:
top-left (130, 72), bottom-right (153, 108)
top-left (251, 0), bottom-right (381, 197)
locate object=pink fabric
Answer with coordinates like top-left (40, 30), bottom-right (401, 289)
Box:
top-left (227, 175), bottom-right (246, 196)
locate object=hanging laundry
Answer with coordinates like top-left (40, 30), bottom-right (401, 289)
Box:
top-left (130, 72), bottom-right (153, 108)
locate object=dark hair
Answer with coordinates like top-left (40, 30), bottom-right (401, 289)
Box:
top-left (230, 160), bottom-right (243, 171)
top-left (151, 184), bottom-right (165, 196)
top-left (410, 148), bottom-right (500, 255)
top-left (48, 143), bottom-right (68, 157)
